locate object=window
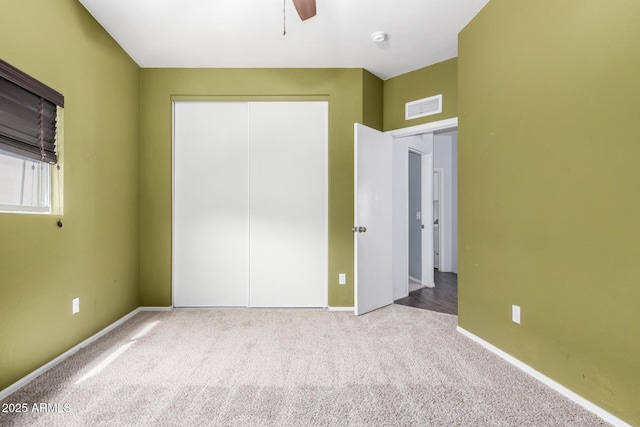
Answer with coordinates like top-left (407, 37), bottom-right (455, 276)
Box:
top-left (0, 59), bottom-right (64, 213)
top-left (0, 149), bottom-right (50, 212)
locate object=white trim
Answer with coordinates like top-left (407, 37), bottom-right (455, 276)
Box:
top-left (139, 306), bottom-right (173, 312)
top-left (328, 306), bottom-right (355, 312)
top-left (0, 306), bottom-right (170, 401)
top-left (390, 117), bottom-right (458, 139)
top-left (0, 204), bottom-right (51, 214)
top-left (402, 146), bottom-right (410, 298)
top-left (457, 326), bottom-right (631, 427)
top-left (408, 275), bottom-right (422, 284)
top-left (322, 102), bottom-right (329, 309)
top-left (433, 167), bottom-right (446, 272)
top-left (171, 101), bottom-right (177, 307)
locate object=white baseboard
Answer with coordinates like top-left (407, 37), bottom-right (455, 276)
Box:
top-left (328, 306), bottom-right (354, 312)
top-left (0, 306), bottom-right (171, 401)
top-left (408, 275), bottom-right (422, 284)
top-left (456, 326), bottom-right (631, 427)
top-left (139, 306), bottom-right (173, 312)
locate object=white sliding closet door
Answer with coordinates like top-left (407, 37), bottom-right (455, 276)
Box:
top-left (173, 102), bottom-right (249, 307)
top-left (248, 102), bottom-right (328, 307)
top-left (173, 101), bottom-right (327, 308)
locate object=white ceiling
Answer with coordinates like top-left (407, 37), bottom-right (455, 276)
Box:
top-left (78, 0), bottom-right (489, 80)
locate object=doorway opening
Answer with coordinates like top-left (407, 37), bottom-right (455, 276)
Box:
top-left (397, 127), bottom-right (458, 315)
top-left (408, 151), bottom-right (423, 292)
top-left (395, 124), bottom-right (458, 302)
top-left (354, 117), bottom-right (458, 316)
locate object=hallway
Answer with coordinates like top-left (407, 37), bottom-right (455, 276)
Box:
top-left (395, 270), bottom-right (458, 315)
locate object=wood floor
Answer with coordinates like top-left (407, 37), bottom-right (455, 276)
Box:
top-left (395, 270), bottom-right (458, 315)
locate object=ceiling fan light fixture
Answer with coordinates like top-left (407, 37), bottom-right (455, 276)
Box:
top-left (292, 0), bottom-right (316, 21)
top-left (371, 31), bottom-right (389, 43)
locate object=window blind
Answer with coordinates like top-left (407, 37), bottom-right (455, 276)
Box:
top-left (0, 59), bottom-right (64, 164)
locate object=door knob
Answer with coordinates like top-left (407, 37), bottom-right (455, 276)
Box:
top-left (352, 226), bottom-right (367, 233)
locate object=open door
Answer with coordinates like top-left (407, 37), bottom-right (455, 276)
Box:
top-left (354, 124), bottom-right (393, 315)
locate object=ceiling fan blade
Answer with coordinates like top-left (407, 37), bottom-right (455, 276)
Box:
top-left (292, 0), bottom-right (316, 21)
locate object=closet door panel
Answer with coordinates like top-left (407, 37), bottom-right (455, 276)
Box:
top-left (173, 102), bottom-right (249, 307)
top-left (248, 102), bottom-right (328, 307)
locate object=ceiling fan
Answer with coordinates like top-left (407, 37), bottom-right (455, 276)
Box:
top-left (292, 0), bottom-right (316, 21)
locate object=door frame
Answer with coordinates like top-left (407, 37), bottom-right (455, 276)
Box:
top-left (433, 167), bottom-right (446, 272)
top-left (415, 145), bottom-right (434, 289)
top-left (390, 117), bottom-right (458, 300)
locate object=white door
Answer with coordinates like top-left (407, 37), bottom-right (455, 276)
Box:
top-left (421, 151), bottom-right (435, 288)
top-left (354, 123), bottom-right (393, 315)
top-left (173, 102), bottom-right (249, 307)
top-left (248, 102), bottom-right (328, 307)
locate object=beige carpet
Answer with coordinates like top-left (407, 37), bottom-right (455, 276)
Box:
top-left (0, 305), bottom-right (606, 426)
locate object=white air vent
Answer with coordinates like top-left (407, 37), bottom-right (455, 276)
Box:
top-left (405, 94), bottom-right (443, 120)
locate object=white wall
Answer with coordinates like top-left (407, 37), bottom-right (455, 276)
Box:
top-left (433, 131), bottom-right (458, 273)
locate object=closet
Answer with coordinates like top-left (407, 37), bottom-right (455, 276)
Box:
top-left (173, 101), bottom-right (328, 307)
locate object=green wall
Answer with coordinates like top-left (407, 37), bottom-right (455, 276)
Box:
top-left (139, 68), bottom-right (374, 308)
top-left (362, 70), bottom-right (384, 131)
top-left (383, 58), bottom-right (458, 131)
top-left (458, 1), bottom-right (640, 424)
top-left (0, 1), bottom-right (140, 390)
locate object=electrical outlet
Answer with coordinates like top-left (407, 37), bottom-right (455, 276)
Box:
top-left (339, 273), bottom-right (346, 285)
top-left (72, 297), bottom-right (80, 314)
top-left (512, 305), bottom-right (520, 324)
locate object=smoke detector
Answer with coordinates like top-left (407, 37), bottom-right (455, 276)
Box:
top-left (371, 31), bottom-right (389, 43)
